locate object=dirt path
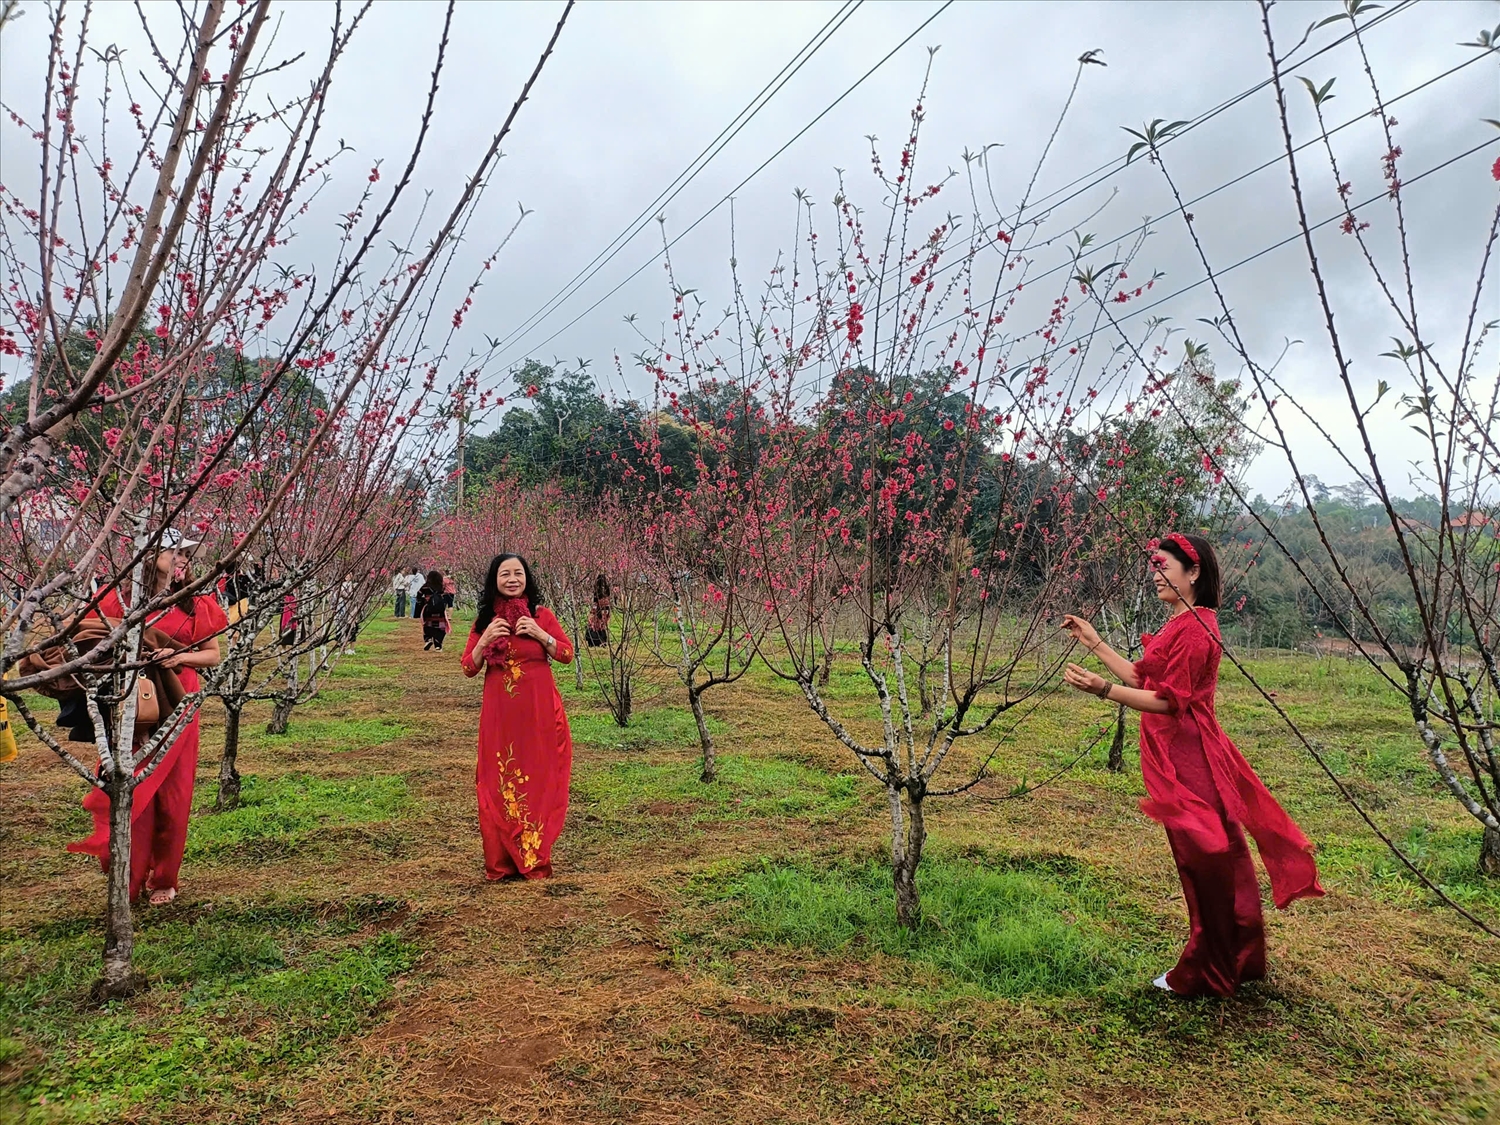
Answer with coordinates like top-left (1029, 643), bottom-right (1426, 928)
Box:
top-left (289, 622), bottom-right (847, 1123)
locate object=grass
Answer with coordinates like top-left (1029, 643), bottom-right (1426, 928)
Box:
top-left (2, 622), bottom-right (1497, 1124)
top-left (1316, 820), bottom-right (1500, 908)
top-left (681, 850), bottom-right (1158, 998)
top-left (567, 705), bottom-right (725, 751)
top-left (186, 773), bottom-right (413, 862)
top-left (0, 896), bottom-right (413, 1124)
top-left (572, 752), bottom-right (862, 827)
top-left (238, 714), bottom-right (411, 754)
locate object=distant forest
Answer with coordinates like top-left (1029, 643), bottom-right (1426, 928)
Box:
top-left (459, 361), bottom-right (1496, 650)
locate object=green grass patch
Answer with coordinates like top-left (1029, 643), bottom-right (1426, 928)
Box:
top-left (683, 852), bottom-right (1157, 998)
top-left (573, 753), bottom-right (862, 825)
top-left (351, 614), bottom-right (402, 640)
top-left (568, 705), bottom-right (724, 751)
top-left (0, 897), bottom-right (412, 1124)
top-left (187, 773), bottom-right (412, 862)
top-left (242, 715), bottom-right (410, 754)
top-left (1316, 821), bottom-right (1500, 910)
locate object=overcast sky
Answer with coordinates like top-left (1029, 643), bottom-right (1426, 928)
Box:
top-left (3, 0), bottom-right (1497, 500)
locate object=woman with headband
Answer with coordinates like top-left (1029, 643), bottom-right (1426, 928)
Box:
top-left (1060, 532), bottom-right (1323, 997)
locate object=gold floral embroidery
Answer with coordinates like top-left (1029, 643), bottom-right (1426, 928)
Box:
top-left (495, 743), bottom-right (542, 870)
top-left (492, 647), bottom-right (524, 695)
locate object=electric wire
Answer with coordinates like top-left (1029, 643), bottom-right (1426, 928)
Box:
top-left (480, 0), bottom-right (867, 364)
top-left (476, 0), bottom-right (957, 386)
top-left (485, 0), bottom-right (1420, 393)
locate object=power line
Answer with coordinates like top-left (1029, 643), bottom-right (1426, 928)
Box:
top-left (489, 0), bottom-right (1418, 395)
top-left (478, 0), bottom-right (957, 387)
top-left (831, 135), bottom-right (1498, 410)
top-left (775, 40), bottom-right (1487, 406)
top-left (478, 1), bottom-right (866, 365)
top-left (804, 0), bottom-right (1424, 356)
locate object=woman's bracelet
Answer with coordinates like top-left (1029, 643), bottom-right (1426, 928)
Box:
top-left (1096, 681), bottom-right (1112, 701)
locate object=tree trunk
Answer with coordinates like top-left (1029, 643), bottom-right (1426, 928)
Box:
top-left (95, 773), bottom-right (141, 1000)
top-left (818, 631), bottom-right (833, 686)
top-left (689, 686), bottom-right (716, 783)
top-left (570, 605), bottom-right (585, 691)
top-left (216, 703), bottom-right (243, 810)
top-left (889, 783), bottom-right (926, 930)
top-left (1481, 824), bottom-right (1500, 878)
top-left (266, 694), bottom-right (294, 735)
top-left (1107, 702), bottom-right (1127, 773)
top-left (609, 664), bottom-right (632, 728)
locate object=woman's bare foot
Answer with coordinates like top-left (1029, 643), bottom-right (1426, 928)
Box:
top-left (148, 886), bottom-right (177, 906)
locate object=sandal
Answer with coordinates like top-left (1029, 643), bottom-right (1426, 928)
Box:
top-left (148, 887), bottom-right (178, 907)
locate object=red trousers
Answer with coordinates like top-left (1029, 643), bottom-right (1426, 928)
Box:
top-left (70, 723), bottom-right (199, 902)
top-left (1163, 716), bottom-right (1267, 997)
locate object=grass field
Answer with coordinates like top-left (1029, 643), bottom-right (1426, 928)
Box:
top-left (2, 613), bottom-right (1497, 1123)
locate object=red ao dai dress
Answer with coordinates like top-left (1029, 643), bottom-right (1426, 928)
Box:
top-left (1133, 608), bottom-right (1324, 997)
top-left (461, 602), bottom-right (575, 879)
top-left (68, 590), bottom-right (229, 902)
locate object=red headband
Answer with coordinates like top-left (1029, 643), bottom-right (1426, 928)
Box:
top-left (1163, 532), bottom-right (1200, 565)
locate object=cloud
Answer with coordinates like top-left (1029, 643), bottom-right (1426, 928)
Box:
top-left (3, 0), bottom-right (1493, 498)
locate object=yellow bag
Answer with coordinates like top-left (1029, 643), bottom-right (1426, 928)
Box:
top-left (226, 598), bottom-right (249, 626)
top-left (0, 697), bottom-right (16, 763)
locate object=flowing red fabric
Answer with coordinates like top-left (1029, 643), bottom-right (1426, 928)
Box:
top-left (462, 604), bottom-right (574, 880)
top-left (1134, 608), bottom-right (1323, 995)
top-left (68, 591), bottom-right (229, 900)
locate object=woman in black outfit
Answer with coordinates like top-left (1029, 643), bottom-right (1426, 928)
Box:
top-left (419, 569), bottom-right (451, 650)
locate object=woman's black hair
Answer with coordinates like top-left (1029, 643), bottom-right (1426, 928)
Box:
top-left (1159, 532), bottom-right (1220, 609)
top-left (473, 553), bottom-right (543, 634)
top-left (592, 573), bottom-right (611, 603)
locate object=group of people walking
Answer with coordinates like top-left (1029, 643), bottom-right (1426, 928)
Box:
top-left (58, 530), bottom-right (1319, 998)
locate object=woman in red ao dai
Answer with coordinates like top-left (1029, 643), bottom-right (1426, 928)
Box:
top-left (461, 553), bottom-right (575, 880)
top-left (1061, 532), bottom-right (1323, 997)
top-left (69, 534), bottom-right (228, 906)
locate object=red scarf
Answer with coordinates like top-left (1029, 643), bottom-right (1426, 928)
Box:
top-left (485, 596), bottom-right (531, 660)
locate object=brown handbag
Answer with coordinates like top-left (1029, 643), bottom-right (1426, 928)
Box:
top-left (134, 674), bottom-right (161, 726)
top-left (16, 617), bottom-right (186, 723)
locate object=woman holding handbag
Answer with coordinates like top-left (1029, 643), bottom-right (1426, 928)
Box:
top-left (461, 554), bottom-right (575, 880)
top-left (67, 531), bottom-right (227, 906)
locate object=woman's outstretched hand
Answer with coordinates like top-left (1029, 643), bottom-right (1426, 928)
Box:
top-left (1063, 662), bottom-right (1108, 697)
top-left (1059, 614), bottom-right (1101, 651)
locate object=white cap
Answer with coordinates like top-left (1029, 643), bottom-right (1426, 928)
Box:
top-left (160, 528), bottom-right (201, 550)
